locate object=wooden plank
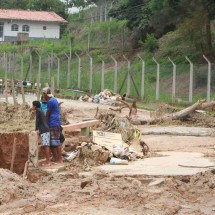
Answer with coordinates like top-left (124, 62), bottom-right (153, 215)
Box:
top-left (62, 120), bottom-right (100, 132)
top-left (10, 137), bottom-right (17, 172)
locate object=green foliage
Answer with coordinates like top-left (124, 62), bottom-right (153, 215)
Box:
top-left (0, 0), bottom-right (29, 9)
top-left (69, 0), bottom-right (101, 8)
top-left (140, 33), bottom-right (158, 52)
top-left (0, 0), bottom-right (67, 18)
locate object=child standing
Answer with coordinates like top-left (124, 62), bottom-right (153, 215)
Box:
top-left (32, 100), bottom-right (51, 166)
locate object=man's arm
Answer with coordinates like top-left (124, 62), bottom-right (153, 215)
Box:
top-left (35, 109), bottom-right (39, 131)
top-left (46, 110), bottom-right (50, 123)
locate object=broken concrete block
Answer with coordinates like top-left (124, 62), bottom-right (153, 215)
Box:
top-left (81, 143), bottom-right (110, 164)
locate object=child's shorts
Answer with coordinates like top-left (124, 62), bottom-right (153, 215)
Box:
top-left (40, 132), bottom-right (50, 146)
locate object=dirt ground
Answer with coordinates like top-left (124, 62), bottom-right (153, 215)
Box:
top-left (0, 94), bottom-right (215, 215)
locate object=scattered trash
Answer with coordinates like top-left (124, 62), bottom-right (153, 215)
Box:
top-left (63, 150), bottom-right (79, 161)
top-left (110, 157), bottom-right (128, 165)
top-left (78, 89), bottom-right (122, 106)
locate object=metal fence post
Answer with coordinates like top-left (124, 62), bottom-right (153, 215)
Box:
top-left (138, 54), bottom-right (145, 100)
top-left (65, 53), bottom-right (71, 88)
top-left (51, 76), bottom-right (55, 94)
top-left (185, 56), bottom-right (193, 103)
top-left (123, 55), bottom-right (131, 97)
top-left (20, 56), bottom-right (26, 104)
top-left (3, 52), bottom-right (8, 103)
top-left (153, 57), bottom-right (160, 101)
top-left (99, 57), bottom-right (105, 91)
top-left (75, 52), bottom-right (81, 89)
top-left (203, 55), bottom-right (211, 102)
top-left (47, 55), bottom-right (51, 83)
top-left (111, 55), bottom-right (118, 94)
top-left (56, 56), bottom-right (60, 89)
top-left (11, 53), bottom-right (18, 105)
top-left (87, 53), bottom-right (93, 93)
top-left (29, 54), bottom-right (33, 82)
top-left (35, 51), bottom-right (41, 100)
top-left (168, 57), bottom-right (176, 103)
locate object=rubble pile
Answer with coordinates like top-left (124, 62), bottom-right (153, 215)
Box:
top-left (62, 111), bottom-right (146, 167)
top-left (94, 110), bottom-right (140, 143)
top-left (0, 168), bottom-right (34, 204)
top-left (79, 89), bottom-right (122, 105)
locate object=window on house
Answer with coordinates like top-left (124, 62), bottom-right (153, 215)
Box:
top-left (22, 25), bottom-right (30, 32)
top-left (43, 26), bottom-right (47, 30)
top-left (11, 24), bottom-right (19, 31)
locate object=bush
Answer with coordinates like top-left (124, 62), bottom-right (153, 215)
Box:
top-left (140, 33), bottom-right (158, 53)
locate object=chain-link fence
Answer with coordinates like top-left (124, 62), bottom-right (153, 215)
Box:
top-left (0, 52), bottom-right (214, 104)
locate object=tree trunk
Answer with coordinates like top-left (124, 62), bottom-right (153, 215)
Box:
top-left (133, 100), bottom-right (215, 125)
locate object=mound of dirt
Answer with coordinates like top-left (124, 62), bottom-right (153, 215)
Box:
top-left (0, 168), bottom-right (34, 204)
top-left (0, 104), bottom-right (34, 132)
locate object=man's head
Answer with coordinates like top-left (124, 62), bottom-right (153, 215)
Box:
top-left (42, 87), bottom-right (53, 100)
top-left (32, 100), bottom-right (41, 110)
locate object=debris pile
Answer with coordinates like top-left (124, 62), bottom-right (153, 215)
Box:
top-left (79, 89), bottom-right (122, 105)
top-left (62, 111), bottom-right (148, 167)
top-left (0, 168), bottom-right (34, 204)
top-left (94, 110), bottom-right (140, 143)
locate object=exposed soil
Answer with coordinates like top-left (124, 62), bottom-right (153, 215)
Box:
top-left (0, 132), bottom-right (29, 174)
top-left (0, 95), bottom-right (215, 215)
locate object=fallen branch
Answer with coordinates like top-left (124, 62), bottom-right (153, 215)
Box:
top-left (109, 99), bottom-right (137, 118)
top-left (134, 100), bottom-right (214, 125)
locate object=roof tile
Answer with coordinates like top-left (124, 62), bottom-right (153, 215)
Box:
top-left (0, 9), bottom-right (67, 23)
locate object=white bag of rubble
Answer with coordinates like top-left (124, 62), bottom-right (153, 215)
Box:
top-left (110, 157), bottom-right (128, 165)
top-left (112, 145), bottom-right (125, 157)
top-left (64, 150), bottom-right (79, 161)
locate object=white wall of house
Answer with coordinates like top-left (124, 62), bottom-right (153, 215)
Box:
top-left (0, 20), bottom-right (61, 41)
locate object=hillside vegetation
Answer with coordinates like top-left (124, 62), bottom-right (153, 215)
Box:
top-left (0, 0), bottom-right (215, 104)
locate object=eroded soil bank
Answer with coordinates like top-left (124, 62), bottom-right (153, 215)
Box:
top-left (0, 132), bottom-right (29, 174)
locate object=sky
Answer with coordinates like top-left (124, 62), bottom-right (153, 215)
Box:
top-left (60, 0), bottom-right (79, 14)
top-left (69, 7), bottom-right (79, 13)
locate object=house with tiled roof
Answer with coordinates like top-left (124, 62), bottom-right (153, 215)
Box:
top-left (0, 9), bottom-right (67, 42)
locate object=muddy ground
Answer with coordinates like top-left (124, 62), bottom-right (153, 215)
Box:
top-left (0, 94), bottom-right (215, 215)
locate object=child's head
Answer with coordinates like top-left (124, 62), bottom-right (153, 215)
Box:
top-left (32, 100), bottom-right (41, 110)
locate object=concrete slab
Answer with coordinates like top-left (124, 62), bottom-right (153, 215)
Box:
top-left (94, 151), bottom-right (215, 176)
top-left (140, 126), bottom-right (215, 136)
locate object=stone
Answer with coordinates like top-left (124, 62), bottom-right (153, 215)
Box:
top-left (148, 178), bottom-right (165, 187)
top-left (81, 143), bottom-right (110, 164)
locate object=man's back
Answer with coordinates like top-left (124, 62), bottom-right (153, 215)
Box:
top-left (47, 97), bottom-right (61, 127)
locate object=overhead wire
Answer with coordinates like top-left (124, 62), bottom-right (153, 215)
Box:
top-left (69, 3), bottom-right (146, 22)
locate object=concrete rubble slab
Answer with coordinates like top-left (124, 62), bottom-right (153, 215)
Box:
top-left (94, 151), bottom-right (215, 176)
top-left (39, 163), bottom-right (69, 174)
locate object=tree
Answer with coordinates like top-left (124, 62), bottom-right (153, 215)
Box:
top-left (29, 0), bottom-right (67, 19)
top-left (68, 0), bottom-right (102, 8)
top-left (110, 0), bottom-right (215, 53)
top-left (0, 0), bottom-right (29, 9)
top-left (179, 0), bottom-right (215, 53)
top-left (0, 0), bottom-right (67, 19)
